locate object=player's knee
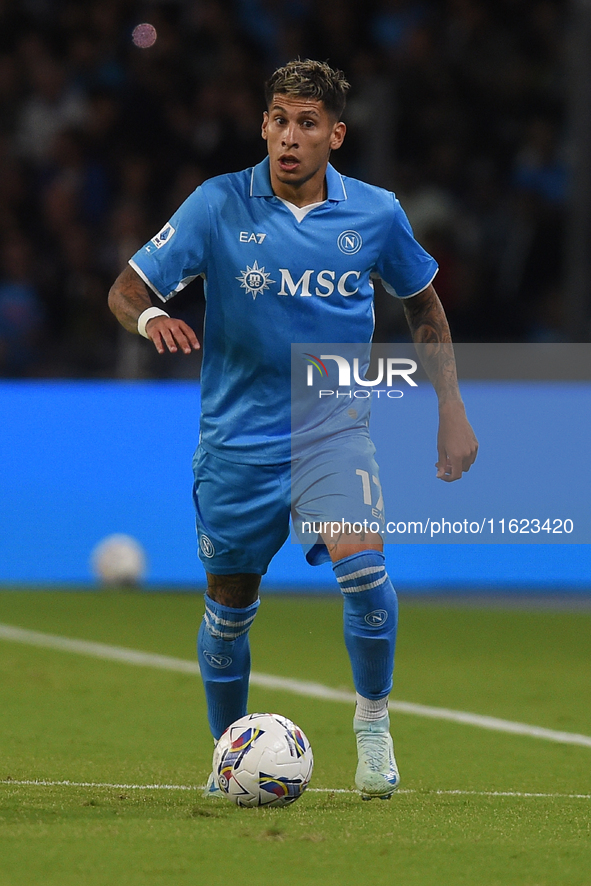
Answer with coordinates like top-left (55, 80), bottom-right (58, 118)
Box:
top-left (324, 538), bottom-right (383, 564)
top-left (205, 572), bottom-right (261, 608)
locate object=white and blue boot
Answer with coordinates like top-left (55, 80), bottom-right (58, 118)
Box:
top-left (354, 713), bottom-right (400, 800)
top-left (203, 738), bottom-right (224, 799)
top-left (203, 770), bottom-right (224, 799)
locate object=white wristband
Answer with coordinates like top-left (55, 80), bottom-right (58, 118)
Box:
top-left (138, 307), bottom-right (170, 338)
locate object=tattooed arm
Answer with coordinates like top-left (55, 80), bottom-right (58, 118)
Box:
top-left (403, 283), bottom-right (478, 481)
top-left (108, 264), bottom-right (199, 355)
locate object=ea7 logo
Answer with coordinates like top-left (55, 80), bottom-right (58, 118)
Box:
top-left (239, 231), bottom-right (267, 244)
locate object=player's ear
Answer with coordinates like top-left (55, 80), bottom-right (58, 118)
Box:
top-left (330, 121), bottom-right (346, 151)
top-left (261, 111), bottom-right (269, 141)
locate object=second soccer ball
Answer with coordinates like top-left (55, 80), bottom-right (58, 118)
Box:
top-left (91, 534), bottom-right (146, 586)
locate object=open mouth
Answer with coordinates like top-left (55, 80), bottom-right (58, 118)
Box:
top-left (278, 155), bottom-right (300, 172)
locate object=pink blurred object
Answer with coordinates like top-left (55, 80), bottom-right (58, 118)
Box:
top-left (132, 23), bottom-right (157, 49)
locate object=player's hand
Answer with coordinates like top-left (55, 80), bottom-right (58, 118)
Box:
top-left (145, 316), bottom-right (200, 355)
top-left (436, 400), bottom-right (478, 482)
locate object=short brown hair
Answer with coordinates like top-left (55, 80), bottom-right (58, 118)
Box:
top-left (265, 59), bottom-right (350, 120)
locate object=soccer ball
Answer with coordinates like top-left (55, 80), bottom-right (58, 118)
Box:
top-left (91, 534), bottom-right (146, 586)
top-left (212, 713), bottom-right (313, 807)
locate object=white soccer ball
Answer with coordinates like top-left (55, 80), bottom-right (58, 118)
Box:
top-left (212, 713), bottom-right (313, 807)
top-left (91, 534), bottom-right (146, 586)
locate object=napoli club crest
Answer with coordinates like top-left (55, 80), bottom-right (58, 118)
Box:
top-left (200, 535), bottom-right (215, 558)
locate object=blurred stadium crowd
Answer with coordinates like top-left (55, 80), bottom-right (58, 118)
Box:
top-left (0, 0), bottom-right (568, 378)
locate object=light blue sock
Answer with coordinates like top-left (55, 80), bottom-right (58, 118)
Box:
top-left (197, 595), bottom-right (260, 740)
top-left (333, 551), bottom-right (398, 700)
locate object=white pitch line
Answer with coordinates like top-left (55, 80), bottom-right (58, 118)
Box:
top-left (1, 622), bottom-right (591, 749)
top-left (1, 780), bottom-right (590, 801)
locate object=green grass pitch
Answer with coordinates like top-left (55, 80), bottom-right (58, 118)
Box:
top-left (0, 589), bottom-right (590, 886)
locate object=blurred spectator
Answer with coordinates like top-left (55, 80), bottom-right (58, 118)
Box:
top-left (494, 116), bottom-right (567, 340)
top-left (0, 53), bottom-right (23, 136)
top-left (513, 117), bottom-right (567, 206)
top-left (0, 235), bottom-right (44, 376)
top-left (16, 53), bottom-right (88, 164)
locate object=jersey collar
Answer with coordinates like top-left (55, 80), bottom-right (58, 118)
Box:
top-left (249, 156), bottom-right (347, 202)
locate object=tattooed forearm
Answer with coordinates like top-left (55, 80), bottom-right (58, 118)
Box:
top-left (403, 283), bottom-right (452, 345)
top-left (403, 284), bottom-right (462, 405)
top-left (206, 572), bottom-right (261, 608)
top-left (108, 264), bottom-right (154, 334)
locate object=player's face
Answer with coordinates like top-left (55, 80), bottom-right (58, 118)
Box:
top-left (262, 94), bottom-right (346, 204)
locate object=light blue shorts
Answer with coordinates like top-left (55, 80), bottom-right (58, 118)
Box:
top-left (192, 433), bottom-right (384, 575)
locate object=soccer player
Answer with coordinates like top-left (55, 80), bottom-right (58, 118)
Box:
top-left (108, 60), bottom-right (478, 800)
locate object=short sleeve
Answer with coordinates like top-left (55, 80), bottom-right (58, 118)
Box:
top-left (373, 195), bottom-right (438, 299)
top-left (129, 186), bottom-right (211, 302)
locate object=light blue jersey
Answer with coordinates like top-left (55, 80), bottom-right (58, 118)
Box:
top-left (130, 157), bottom-right (437, 464)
